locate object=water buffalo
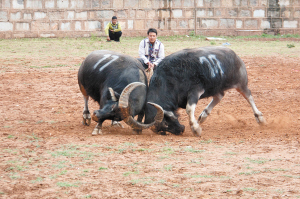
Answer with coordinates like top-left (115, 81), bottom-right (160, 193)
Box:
top-left (78, 50), bottom-right (163, 135)
top-left (119, 46), bottom-right (266, 136)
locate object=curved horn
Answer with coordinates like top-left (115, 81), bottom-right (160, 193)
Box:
top-left (108, 87), bottom-right (117, 102)
top-left (119, 82), bottom-right (164, 129)
top-left (164, 110), bottom-right (177, 120)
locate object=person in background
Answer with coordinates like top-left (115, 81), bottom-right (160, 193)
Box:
top-left (105, 16), bottom-right (122, 42)
top-left (138, 28), bottom-right (165, 70)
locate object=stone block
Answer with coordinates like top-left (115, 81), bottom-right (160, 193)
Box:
top-left (184, 1), bottom-right (193, 7)
top-left (113, 0), bottom-right (123, 8)
top-left (222, 0), bottom-right (233, 7)
top-left (261, 0), bottom-right (267, 5)
top-left (96, 10), bottom-right (114, 19)
top-left (101, 0), bottom-right (111, 8)
top-left (185, 10), bottom-right (193, 18)
top-left (10, 12), bottom-right (21, 21)
top-left (70, 0), bottom-right (85, 8)
top-left (76, 12), bottom-right (87, 20)
top-left (57, 0), bottom-right (69, 8)
top-left (270, 18), bottom-right (282, 28)
top-left (85, 21), bottom-right (101, 30)
top-left (15, 22), bottom-right (29, 31)
top-left (117, 10), bottom-right (127, 18)
top-left (220, 18), bottom-right (235, 28)
top-left (234, 0), bottom-right (240, 5)
top-left (278, 0), bottom-right (290, 6)
top-left (283, 20), bottom-right (298, 28)
top-left (0, 11), bottom-right (8, 21)
top-left (241, 0), bottom-right (248, 6)
top-left (87, 0), bottom-right (100, 8)
top-left (146, 20), bottom-right (158, 29)
top-left (2, 0), bottom-right (11, 8)
top-left (173, 9), bottom-right (182, 18)
top-left (189, 19), bottom-right (194, 28)
top-left (67, 11), bottom-right (75, 19)
top-left (207, 8), bottom-right (214, 16)
top-left (45, 0), bottom-right (55, 8)
top-left (268, 8), bottom-right (280, 18)
top-left (124, 0), bottom-right (138, 8)
top-left (281, 10), bottom-right (291, 18)
top-left (26, 0), bottom-right (43, 8)
top-left (13, 33), bottom-right (25, 38)
top-left (128, 20), bottom-right (133, 29)
top-left (129, 10), bottom-right (136, 18)
top-left (253, 9), bottom-right (265, 17)
top-left (119, 21), bottom-right (126, 29)
top-left (228, 9), bottom-right (238, 17)
top-left (159, 10), bottom-right (170, 18)
top-left (245, 19), bottom-right (258, 29)
top-left (240, 10), bottom-right (251, 17)
top-left (158, 20), bottom-right (164, 29)
top-left (215, 8), bottom-right (226, 17)
top-left (40, 33), bottom-right (56, 38)
top-left (134, 20), bottom-right (144, 29)
top-left (147, 10), bottom-right (156, 18)
top-left (136, 10), bottom-right (145, 18)
top-left (173, 0), bottom-right (181, 7)
top-left (49, 11), bottom-right (64, 20)
top-left (61, 22), bottom-right (71, 31)
top-left (50, 23), bottom-right (58, 30)
top-left (236, 20), bottom-right (243, 28)
top-left (31, 22), bottom-right (50, 31)
top-left (179, 20), bottom-right (188, 28)
top-left (201, 19), bottom-right (219, 28)
top-left (261, 20), bottom-right (270, 29)
top-left (140, 0), bottom-right (152, 8)
top-left (197, 0), bottom-right (204, 6)
top-left (197, 9), bottom-right (205, 17)
top-left (103, 20), bottom-right (109, 28)
top-left (212, 0), bottom-right (221, 6)
top-left (249, 0), bottom-right (257, 6)
top-left (170, 20), bottom-right (177, 29)
top-left (0, 22), bottom-right (13, 31)
top-left (23, 13), bottom-right (32, 20)
top-left (295, 10), bottom-right (300, 18)
top-left (12, 0), bottom-right (24, 9)
top-left (75, 21), bottom-right (82, 30)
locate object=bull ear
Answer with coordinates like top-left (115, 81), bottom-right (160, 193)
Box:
top-left (164, 111), bottom-right (177, 120)
top-left (108, 87), bottom-right (120, 101)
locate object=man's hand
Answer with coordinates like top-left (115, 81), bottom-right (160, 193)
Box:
top-left (109, 29), bottom-right (114, 32)
top-left (148, 63), bottom-right (155, 69)
top-left (107, 36), bottom-right (110, 41)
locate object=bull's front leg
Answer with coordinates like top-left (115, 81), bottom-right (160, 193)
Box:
top-left (82, 95), bottom-right (91, 126)
top-left (198, 93), bottom-right (224, 123)
top-left (186, 89), bottom-right (204, 137)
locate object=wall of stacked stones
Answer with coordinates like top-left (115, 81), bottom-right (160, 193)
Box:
top-left (0, 0), bottom-right (299, 38)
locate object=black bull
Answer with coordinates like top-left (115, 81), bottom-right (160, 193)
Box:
top-left (119, 46), bottom-right (266, 136)
top-left (78, 50), bottom-right (163, 135)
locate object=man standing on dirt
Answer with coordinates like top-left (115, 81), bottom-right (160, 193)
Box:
top-left (138, 28), bottom-right (165, 70)
top-left (105, 16), bottom-right (122, 42)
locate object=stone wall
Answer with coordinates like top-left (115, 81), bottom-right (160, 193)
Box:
top-left (0, 0), bottom-right (299, 38)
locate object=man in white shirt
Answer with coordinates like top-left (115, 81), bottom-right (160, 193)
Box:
top-left (138, 28), bottom-right (165, 70)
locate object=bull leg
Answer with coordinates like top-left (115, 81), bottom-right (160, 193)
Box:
top-left (92, 121), bottom-right (103, 136)
top-left (111, 121), bottom-right (124, 128)
top-left (132, 112), bottom-right (144, 135)
top-left (82, 95), bottom-right (91, 126)
top-left (186, 90), bottom-right (204, 137)
top-left (198, 93), bottom-right (224, 124)
top-left (236, 87), bottom-right (266, 124)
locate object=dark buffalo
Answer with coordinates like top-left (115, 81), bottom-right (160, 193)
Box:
top-left (78, 50), bottom-right (163, 135)
top-left (119, 46), bottom-right (266, 136)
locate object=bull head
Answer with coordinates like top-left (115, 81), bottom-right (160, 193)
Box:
top-left (118, 82), bottom-right (164, 129)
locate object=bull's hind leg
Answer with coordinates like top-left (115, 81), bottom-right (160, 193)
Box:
top-left (82, 95), bottom-right (91, 126)
top-left (198, 93), bottom-right (224, 124)
top-left (186, 89), bottom-right (204, 137)
top-left (236, 86), bottom-right (266, 124)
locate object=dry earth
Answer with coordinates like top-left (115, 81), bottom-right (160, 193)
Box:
top-left (0, 51), bottom-right (300, 198)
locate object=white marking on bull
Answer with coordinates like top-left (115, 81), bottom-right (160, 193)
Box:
top-left (199, 54), bottom-right (224, 77)
top-left (99, 55), bottom-right (119, 72)
top-left (93, 54), bottom-right (111, 69)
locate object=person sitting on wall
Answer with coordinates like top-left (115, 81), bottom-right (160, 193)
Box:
top-left (105, 16), bottom-right (122, 42)
top-left (137, 28), bottom-right (165, 70)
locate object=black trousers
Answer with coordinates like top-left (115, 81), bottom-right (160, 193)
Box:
top-left (109, 31), bottom-right (122, 41)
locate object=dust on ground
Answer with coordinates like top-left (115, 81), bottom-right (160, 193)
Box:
top-left (0, 54), bottom-right (300, 198)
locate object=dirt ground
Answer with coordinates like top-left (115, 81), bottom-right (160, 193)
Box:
top-left (0, 53), bottom-right (300, 198)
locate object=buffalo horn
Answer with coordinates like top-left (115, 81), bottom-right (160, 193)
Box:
top-left (108, 87), bottom-right (117, 102)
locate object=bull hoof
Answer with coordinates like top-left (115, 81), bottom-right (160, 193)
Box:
top-left (132, 129), bottom-right (142, 135)
top-left (92, 128), bottom-right (102, 136)
top-left (82, 118), bottom-right (91, 126)
top-left (111, 121), bottom-right (124, 128)
top-left (256, 115), bottom-right (266, 125)
top-left (191, 126), bottom-right (202, 137)
top-left (160, 131), bottom-right (167, 135)
top-left (198, 111), bottom-right (208, 124)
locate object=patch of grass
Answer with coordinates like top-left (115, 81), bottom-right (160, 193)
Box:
top-left (282, 175), bottom-right (300, 179)
top-left (98, 167), bottom-right (108, 170)
top-left (31, 177), bottom-right (43, 183)
top-left (239, 170), bottom-right (261, 175)
top-left (185, 147), bottom-right (205, 153)
top-left (243, 187), bottom-right (257, 192)
top-left (123, 142), bottom-right (137, 147)
top-left (3, 126), bottom-right (12, 128)
top-left (200, 139), bottom-right (213, 144)
top-left (210, 41), bottom-right (216, 45)
top-left (164, 165), bottom-right (173, 171)
top-left (9, 172), bottom-right (21, 180)
top-left (287, 44), bottom-right (295, 48)
top-left (56, 181), bottom-right (80, 187)
top-left (225, 151), bottom-right (238, 155)
top-left (123, 170), bottom-right (139, 176)
top-left (130, 179), bottom-right (140, 185)
top-left (161, 147), bottom-right (174, 154)
top-left (245, 157), bottom-right (272, 164)
top-left (7, 135), bottom-right (14, 139)
top-left (173, 183), bottom-right (180, 187)
top-left (83, 195), bottom-right (92, 198)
